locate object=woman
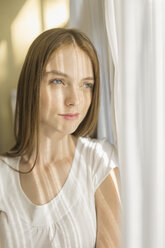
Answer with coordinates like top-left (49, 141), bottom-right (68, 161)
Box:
top-left (0, 28), bottom-right (121, 247)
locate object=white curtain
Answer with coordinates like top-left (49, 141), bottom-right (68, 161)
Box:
top-left (69, 0), bottom-right (165, 247)
top-left (104, 1), bottom-right (165, 247)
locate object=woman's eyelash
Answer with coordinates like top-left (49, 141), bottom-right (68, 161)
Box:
top-left (49, 79), bottom-right (94, 89)
top-left (83, 83), bottom-right (94, 89)
top-left (50, 79), bottom-right (64, 85)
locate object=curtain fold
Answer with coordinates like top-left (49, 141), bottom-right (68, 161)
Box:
top-left (104, 0), bottom-right (165, 247)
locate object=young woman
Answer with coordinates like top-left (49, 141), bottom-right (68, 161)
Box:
top-left (0, 28), bottom-right (121, 247)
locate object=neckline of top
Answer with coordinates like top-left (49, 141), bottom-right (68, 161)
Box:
top-left (16, 136), bottom-right (82, 208)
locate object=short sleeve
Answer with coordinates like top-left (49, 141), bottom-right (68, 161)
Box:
top-left (92, 138), bottom-right (119, 192)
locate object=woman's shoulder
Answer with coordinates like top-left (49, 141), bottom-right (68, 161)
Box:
top-left (79, 136), bottom-right (118, 168)
top-left (0, 157), bottom-right (11, 193)
top-left (0, 156), bottom-right (8, 170)
top-left (79, 137), bottom-right (118, 192)
top-left (0, 156), bottom-right (18, 174)
top-left (79, 136), bottom-right (114, 154)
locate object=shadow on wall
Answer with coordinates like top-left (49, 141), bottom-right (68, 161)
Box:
top-left (0, 0), bottom-right (69, 153)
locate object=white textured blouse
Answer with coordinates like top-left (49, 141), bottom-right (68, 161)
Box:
top-left (0, 136), bottom-right (118, 248)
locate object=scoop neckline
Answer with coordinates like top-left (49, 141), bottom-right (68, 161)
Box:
top-left (16, 136), bottom-right (81, 208)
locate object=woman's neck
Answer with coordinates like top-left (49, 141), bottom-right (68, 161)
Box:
top-left (22, 134), bottom-right (77, 169)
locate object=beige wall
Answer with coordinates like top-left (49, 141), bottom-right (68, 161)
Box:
top-left (0, 0), bottom-right (69, 153)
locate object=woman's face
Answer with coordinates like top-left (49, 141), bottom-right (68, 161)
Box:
top-left (39, 44), bottom-right (94, 136)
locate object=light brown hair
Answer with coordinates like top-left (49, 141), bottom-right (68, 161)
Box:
top-left (2, 28), bottom-right (100, 173)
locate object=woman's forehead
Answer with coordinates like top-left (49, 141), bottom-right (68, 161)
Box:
top-left (45, 44), bottom-right (94, 79)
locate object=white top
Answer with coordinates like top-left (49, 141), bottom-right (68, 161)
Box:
top-left (0, 136), bottom-right (118, 248)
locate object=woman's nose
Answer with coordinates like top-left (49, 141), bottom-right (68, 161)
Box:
top-left (65, 87), bottom-right (80, 106)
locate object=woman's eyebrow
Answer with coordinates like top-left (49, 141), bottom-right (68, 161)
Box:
top-left (44, 70), bottom-right (94, 81)
top-left (45, 70), bottom-right (68, 78)
top-left (82, 77), bottom-right (94, 81)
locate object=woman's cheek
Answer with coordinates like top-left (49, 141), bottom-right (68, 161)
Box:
top-left (85, 92), bottom-right (92, 107)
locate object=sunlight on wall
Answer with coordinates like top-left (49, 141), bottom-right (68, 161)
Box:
top-left (0, 40), bottom-right (8, 82)
top-left (43, 0), bottom-right (70, 29)
top-left (11, 0), bottom-right (69, 66)
top-left (11, 0), bottom-right (42, 66)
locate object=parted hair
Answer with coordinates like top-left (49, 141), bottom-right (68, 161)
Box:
top-left (2, 28), bottom-right (100, 173)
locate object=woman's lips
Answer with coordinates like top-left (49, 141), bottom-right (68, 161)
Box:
top-left (58, 113), bottom-right (79, 120)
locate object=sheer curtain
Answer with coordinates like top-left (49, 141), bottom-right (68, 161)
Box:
top-left (104, 1), bottom-right (165, 247)
top-left (69, 0), bottom-right (165, 247)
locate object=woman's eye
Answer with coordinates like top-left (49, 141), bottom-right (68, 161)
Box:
top-left (50, 79), bottom-right (64, 85)
top-left (83, 83), bottom-right (94, 89)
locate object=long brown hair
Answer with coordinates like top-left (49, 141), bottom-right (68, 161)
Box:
top-left (1, 28), bottom-right (100, 173)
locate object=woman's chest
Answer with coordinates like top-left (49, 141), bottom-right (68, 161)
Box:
top-left (19, 160), bottom-right (72, 205)
top-left (1, 191), bottom-right (97, 248)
